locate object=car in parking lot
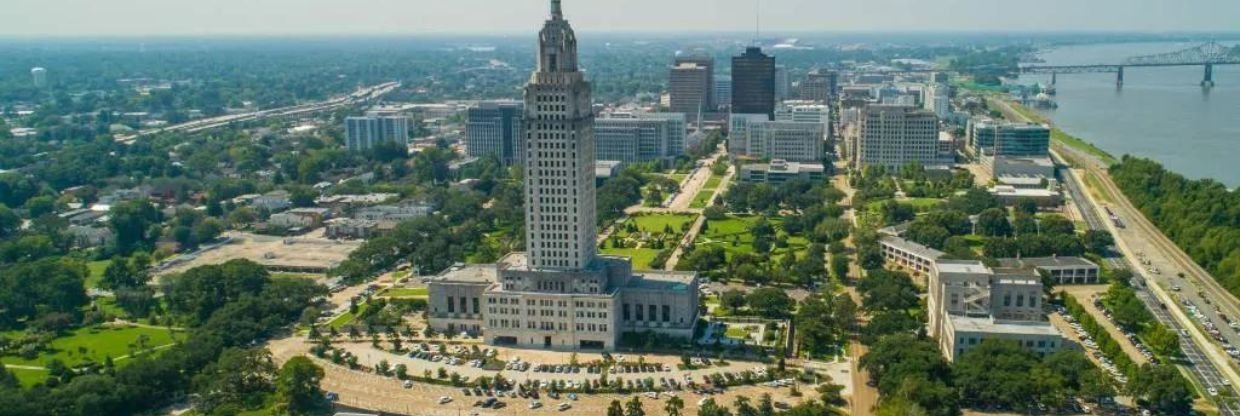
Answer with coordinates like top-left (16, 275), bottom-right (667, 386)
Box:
top-left (439, 396), bottom-right (453, 404)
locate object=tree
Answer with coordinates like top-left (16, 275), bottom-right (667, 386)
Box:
top-left (953, 339), bottom-right (1042, 410)
top-left (607, 400), bottom-right (624, 416)
top-left (745, 288), bottom-right (793, 319)
top-left (697, 398), bottom-right (733, 416)
top-left (192, 348), bottom-right (277, 414)
top-left (733, 395), bottom-right (757, 416)
top-left (101, 257), bottom-right (138, 290)
top-left (275, 356), bottom-right (326, 415)
top-left (624, 395), bottom-right (646, 416)
top-left (857, 270), bottom-right (919, 313)
top-left (0, 205), bottom-right (20, 238)
top-left (664, 395), bottom-right (684, 416)
top-left (1129, 364), bottom-right (1192, 415)
top-left (976, 208), bottom-right (1012, 237)
top-left (109, 199), bottom-right (162, 254)
top-left (721, 289), bottom-right (747, 311)
top-left (1015, 197), bottom-right (1039, 216)
top-left (1083, 229), bottom-right (1114, 254)
top-left (757, 393), bottom-right (775, 416)
top-left (906, 222), bottom-right (950, 250)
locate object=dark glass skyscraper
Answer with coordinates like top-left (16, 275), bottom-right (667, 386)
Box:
top-left (731, 47), bottom-right (776, 119)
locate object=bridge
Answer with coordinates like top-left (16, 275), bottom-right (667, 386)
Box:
top-left (1021, 41), bottom-right (1240, 87)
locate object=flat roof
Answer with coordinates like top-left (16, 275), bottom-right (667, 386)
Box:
top-left (950, 315), bottom-right (1061, 337)
top-left (433, 264), bottom-right (498, 284)
top-left (935, 260), bottom-right (991, 275)
top-left (879, 235), bottom-right (945, 260)
top-left (998, 256), bottom-right (1098, 269)
top-left (626, 271), bottom-right (697, 292)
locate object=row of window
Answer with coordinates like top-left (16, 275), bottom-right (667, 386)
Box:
top-left (445, 296), bottom-right (481, 315)
top-left (622, 303), bottom-right (672, 323)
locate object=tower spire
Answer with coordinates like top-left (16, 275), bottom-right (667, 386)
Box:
top-left (551, 0), bottom-right (563, 19)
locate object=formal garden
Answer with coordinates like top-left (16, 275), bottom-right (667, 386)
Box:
top-left (599, 213), bottom-right (698, 270)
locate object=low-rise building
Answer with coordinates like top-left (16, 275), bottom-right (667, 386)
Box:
top-left (930, 259), bottom-right (1063, 362)
top-left (989, 185), bottom-right (1062, 207)
top-left (269, 207), bottom-right (331, 230)
top-left (998, 256), bottom-right (1101, 285)
top-left (354, 203), bottom-right (433, 222)
top-left (739, 160), bottom-right (825, 184)
top-left (324, 218), bottom-right (396, 240)
top-left (68, 225), bottom-right (115, 248)
top-left (879, 235), bottom-right (944, 277)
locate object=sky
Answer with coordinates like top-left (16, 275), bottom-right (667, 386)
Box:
top-left (0, 0), bottom-right (1237, 37)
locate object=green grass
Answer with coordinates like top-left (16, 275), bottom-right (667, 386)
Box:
top-left (704, 175), bottom-right (723, 189)
top-left (328, 310), bottom-right (358, 329)
top-left (271, 272), bottom-right (323, 281)
top-left (0, 325), bottom-right (179, 369)
top-left (665, 173), bottom-right (688, 184)
top-left (724, 325), bottom-right (749, 339)
top-left (599, 247), bottom-right (661, 270)
top-left (85, 260), bottom-right (109, 290)
top-left (631, 214), bottom-right (696, 234)
top-left (9, 367), bottom-right (48, 388)
top-left (695, 214), bottom-right (810, 262)
top-left (380, 287), bottom-right (428, 298)
top-left (902, 198), bottom-right (943, 211)
top-left (689, 190), bottom-right (716, 209)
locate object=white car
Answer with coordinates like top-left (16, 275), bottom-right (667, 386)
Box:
top-left (1208, 387), bottom-right (1219, 396)
top-left (403, 380), bottom-right (414, 389)
top-left (529, 400), bottom-right (543, 409)
top-left (558, 402), bottom-right (572, 411)
top-left (439, 396), bottom-right (453, 404)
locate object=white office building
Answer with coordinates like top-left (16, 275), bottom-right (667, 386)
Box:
top-left (856, 105), bottom-right (942, 171)
top-left (595, 113), bottom-right (686, 166)
top-left (344, 115), bottom-right (410, 152)
top-left (729, 113), bottom-right (824, 162)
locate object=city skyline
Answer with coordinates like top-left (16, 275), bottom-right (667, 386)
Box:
top-left (2, 0), bottom-right (1239, 36)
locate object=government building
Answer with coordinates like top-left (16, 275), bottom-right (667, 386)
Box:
top-left (427, 1), bottom-right (699, 351)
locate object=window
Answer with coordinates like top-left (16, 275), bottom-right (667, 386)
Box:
top-left (649, 305), bottom-right (657, 323)
top-left (473, 298), bottom-right (480, 314)
top-left (622, 304), bottom-right (630, 320)
top-left (662, 305), bottom-right (670, 322)
top-left (635, 304), bottom-right (644, 321)
top-left (447, 296), bottom-right (455, 313)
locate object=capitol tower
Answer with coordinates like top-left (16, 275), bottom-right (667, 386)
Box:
top-left (524, 0), bottom-right (597, 271)
top-left (427, 0), bottom-right (699, 351)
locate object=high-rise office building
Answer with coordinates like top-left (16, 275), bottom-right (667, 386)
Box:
top-left (799, 70), bottom-right (839, 103)
top-left (857, 105), bottom-right (940, 171)
top-left (968, 120), bottom-right (1051, 157)
top-left (924, 83), bottom-right (951, 119)
top-left (713, 77), bottom-right (733, 108)
top-left (344, 115), bottom-right (410, 152)
top-left (466, 101), bottom-right (525, 166)
top-left (774, 65), bottom-right (790, 101)
top-left (427, 1), bottom-right (699, 351)
top-left (595, 113), bottom-right (686, 166)
top-left (30, 67), bottom-right (47, 89)
top-left (668, 56), bottom-right (714, 118)
top-left (731, 47), bottom-right (776, 119)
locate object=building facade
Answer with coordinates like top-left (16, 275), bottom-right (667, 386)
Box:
top-left (31, 67), bottom-right (47, 89)
top-left (731, 47), bottom-right (776, 119)
top-left (595, 113), bottom-right (686, 166)
top-left (466, 101), bottom-right (525, 166)
top-left (856, 105), bottom-right (941, 171)
top-left (668, 56), bottom-right (714, 118)
top-left (729, 114), bottom-right (824, 162)
top-left (344, 115), bottom-right (410, 152)
top-left (968, 120), bottom-right (1051, 157)
top-left (739, 160), bottom-right (825, 184)
top-left (427, 1), bottom-right (699, 351)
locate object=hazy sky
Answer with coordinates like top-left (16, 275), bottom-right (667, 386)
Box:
top-left (1, 0), bottom-right (1236, 36)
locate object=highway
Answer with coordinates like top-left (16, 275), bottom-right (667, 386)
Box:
top-left (113, 81), bottom-right (401, 144)
top-left (1057, 151), bottom-right (1240, 415)
top-left (995, 90), bottom-right (1240, 412)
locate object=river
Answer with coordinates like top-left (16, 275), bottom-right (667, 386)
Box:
top-left (1017, 42), bottom-right (1240, 188)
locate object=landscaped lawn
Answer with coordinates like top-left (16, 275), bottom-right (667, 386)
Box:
top-left (327, 309), bottom-right (358, 329)
top-left (10, 367), bottom-right (49, 388)
top-left (695, 214), bottom-right (810, 262)
top-left (630, 214), bottom-right (696, 235)
top-left (689, 189), bottom-right (717, 209)
top-left (724, 325), bottom-right (750, 339)
top-left (903, 197), bottom-right (943, 210)
top-left (0, 325), bottom-right (180, 369)
top-left (665, 173), bottom-right (688, 184)
top-left (599, 247), bottom-right (661, 270)
top-left (379, 287), bottom-right (429, 298)
top-left (85, 260), bottom-right (110, 289)
top-left (703, 175), bottom-right (723, 189)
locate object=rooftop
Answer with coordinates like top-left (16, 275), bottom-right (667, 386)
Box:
top-left (950, 315), bottom-right (1061, 337)
top-left (625, 271), bottom-right (697, 292)
top-left (433, 263), bottom-right (499, 284)
top-left (935, 260), bottom-right (991, 275)
top-left (879, 235), bottom-right (945, 260)
top-left (998, 256), bottom-right (1099, 270)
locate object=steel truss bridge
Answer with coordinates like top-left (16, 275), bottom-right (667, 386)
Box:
top-left (1021, 41), bottom-right (1240, 86)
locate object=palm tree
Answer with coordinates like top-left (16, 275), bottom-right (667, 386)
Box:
top-left (607, 400), bottom-right (624, 416)
top-left (625, 395), bottom-right (646, 416)
top-left (664, 396), bottom-right (685, 416)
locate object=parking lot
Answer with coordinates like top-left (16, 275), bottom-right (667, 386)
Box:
top-left (156, 229), bottom-right (361, 276)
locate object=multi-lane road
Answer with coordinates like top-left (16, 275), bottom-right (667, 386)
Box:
top-left (114, 81), bottom-right (401, 144)
top-left (1056, 158), bottom-right (1240, 414)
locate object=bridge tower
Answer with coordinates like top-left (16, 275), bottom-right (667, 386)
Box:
top-left (1203, 64), bottom-right (1215, 87)
top-left (1116, 66), bottom-right (1124, 86)
top-left (1051, 72), bottom-right (1057, 86)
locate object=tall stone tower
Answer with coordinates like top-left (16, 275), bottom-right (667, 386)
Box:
top-left (523, 0), bottom-right (597, 271)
